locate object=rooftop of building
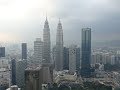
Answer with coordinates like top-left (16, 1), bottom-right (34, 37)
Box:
top-left (25, 64), bottom-right (42, 71)
top-left (6, 85), bottom-right (21, 90)
top-left (54, 70), bottom-right (77, 83)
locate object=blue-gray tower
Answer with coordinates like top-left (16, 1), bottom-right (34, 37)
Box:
top-left (81, 28), bottom-right (91, 77)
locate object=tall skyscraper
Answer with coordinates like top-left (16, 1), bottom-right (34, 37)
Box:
top-left (76, 47), bottom-right (80, 74)
top-left (81, 28), bottom-right (91, 77)
top-left (63, 47), bottom-right (69, 70)
top-left (25, 67), bottom-right (42, 90)
top-left (43, 17), bottom-right (51, 63)
top-left (68, 45), bottom-right (80, 74)
top-left (22, 43), bottom-right (27, 60)
top-left (69, 45), bottom-right (77, 73)
top-left (16, 60), bottom-right (27, 89)
top-left (0, 47), bottom-right (5, 57)
top-left (11, 58), bottom-right (16, 85)
top-left (34, 38), bottom-right (43, 64)
top-left (55, 19), bottom-right (64, 71)
top-left (25, 64), bottom-right (53, 90)
top-left (41, 63), bottom-right (53, 83)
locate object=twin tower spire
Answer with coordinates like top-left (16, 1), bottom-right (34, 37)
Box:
top-left (43, 17), bottom-right (63, 71)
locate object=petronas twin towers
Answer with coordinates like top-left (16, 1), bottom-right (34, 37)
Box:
top-left (43, 17), bottom-right (51, 63)
top-left (43, 17), bottom-right (63, 71)
top-left (55, 20), bottom-right (64, 71)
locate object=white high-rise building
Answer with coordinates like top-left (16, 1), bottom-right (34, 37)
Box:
top-left (110, 55), bottom-right (115, 65)
top-left (55, 19), bottom-right (63, 71)
top-left (69, 45), bottom-right (77, 73)
top-left (43, 17), bottom-right (51, 63)
top-left (34, 38), bottom-right (43, 64)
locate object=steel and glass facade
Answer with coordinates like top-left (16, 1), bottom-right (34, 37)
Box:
top-left (81, 28), bottom-right (91, 77)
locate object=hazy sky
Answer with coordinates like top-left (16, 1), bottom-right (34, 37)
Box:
top-left (0, 0), bottom-right (120, 45)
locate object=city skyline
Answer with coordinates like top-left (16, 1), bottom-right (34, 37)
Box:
top-left (0, 0), bottom-right (120, 45)
top-left (0, 0), bottom-right (120, 90)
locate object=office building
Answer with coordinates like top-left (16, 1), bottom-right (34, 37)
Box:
top-left (68, 45), bottom-right (80, 74)
top-left (11, 59), bottom-right (16, 85)
top-left (0, 47), bottom-right (5, 57)
top-left (25, 64), bottom-right (53, 90)
top-left (34, 38), bottom-right (43, 64)
top-left (69, 45), bottom-right (77, 73)
top-left (0, 68), bottom-right (9, 90)
top-left (25, 67), bottom-right (42, 90)
top-left (110, 55), bottom-right (115, 65)
top-left (16, 60), bottom-right (27, 89)
top-left (81, 28), bottom-right (91, 77)
top-left (22, 43), bottom-right (27, 60)
top-left (76, 47), bottom-right (80, 74)
top-left (63, 47), bottom-right (69, 70)
top-left (43, 17), bottom-right (51, 63)
top-left (55, 19), bottom-right (64, 71)
top-left (41, 63), bottom-right (53, 83)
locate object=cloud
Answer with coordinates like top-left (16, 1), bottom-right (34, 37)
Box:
top-left (53, 0), bottom-right (120, 44)
top-left (0, 0), bottom-right (120, 45)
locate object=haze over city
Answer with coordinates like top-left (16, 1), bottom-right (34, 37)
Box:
top-left (1, 0), bottom-right (120, 90)
top-left (0, 0), bottom-right (120, 45)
